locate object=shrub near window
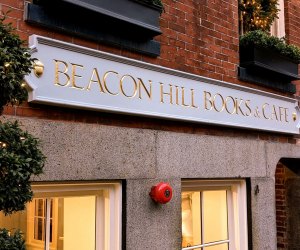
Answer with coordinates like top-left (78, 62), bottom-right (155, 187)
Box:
top-left (0, 121), bottom-right (46, 215)
top-left (0, 14), bottom-right (45, 250)
top-left (0, 228), bottom-right (25, 250)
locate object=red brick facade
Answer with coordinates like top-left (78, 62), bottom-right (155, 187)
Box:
top-left (276, 162), bottom-right (288, 249)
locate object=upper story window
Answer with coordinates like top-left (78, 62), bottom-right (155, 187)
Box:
top-left (239, 0), bottom-right (282, 35)
top-left (238, 0), bottom-right (298, 93)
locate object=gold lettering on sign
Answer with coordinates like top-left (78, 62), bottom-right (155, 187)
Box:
top-left (271, 105), bottom-right (278, 121)
top-left (279, 107), bottom-right (289, 123)
top-left (191, 89), bottom-right (198, 108)
top-left (245, 100), bottom-right (252, 116)
top-left (213, 93), bottom-right (225, 113)
top-left (225, 96), bottom-right (236, 115)
top-left (87, 68), bottom-right (105, 92)
top-left (103, 71), bottom-right (119, 96)
top-left (120, 74), bottom-right (137, 98)
top-left (284, 108), bottom-right (289, 123)
top-left (70, 63), bottom-right (84, 90)
top-left (181, 87), bottom-right (190, 107)
top-left (160, 83), bottom-right (173, 104)
top-left (175, 86), bottom-right (180, 105)
top-left (54, 59), bottom-right (70, 87)
top-left (235, 98), bottom-right (245, 116)
top-left (204, 91), bottom-right (213, 110)
top-left (137, 78), bottom-right (152, 100)
top-left (262, 103), bottom-right (270, 120)
top-left (51, 59), bottom-right (294, 126)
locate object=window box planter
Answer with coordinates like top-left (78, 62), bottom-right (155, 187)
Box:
top-left (25, 0), bottom-right (163, 56)
top-left (239, 46), bottom-right (300, 93)
top-left (240, 45), bottom-right (300, 80)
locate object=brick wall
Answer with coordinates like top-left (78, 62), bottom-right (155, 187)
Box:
top-left (275, 161), bottom-right (300, 250)
top-left (285, 0), bottom-right (300, 96)
top-left (275, 162), bottom-right (288, 250)
top-left (285, 0), bottom-right (300, 47)
top-left (159, 0), bottom-right (239, 83)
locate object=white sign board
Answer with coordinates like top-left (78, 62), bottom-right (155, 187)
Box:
top-left (26, 35), bottom-right (300, 134)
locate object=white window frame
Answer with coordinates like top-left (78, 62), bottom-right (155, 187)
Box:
top-left (181, 180), bottom-right (248, 250)
top-left (27, 182), bottom-right (122, 250)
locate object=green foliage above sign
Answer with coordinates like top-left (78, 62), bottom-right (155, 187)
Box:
top-left (0, 15), bottom-right (34, 114)
top-left (0, 121), bottom-right (46, 215)
top-left (240, 30), bottom-right (300, 62)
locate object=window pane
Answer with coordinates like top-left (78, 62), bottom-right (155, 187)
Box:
top-left (182, 191), bottom-right (201, 248)
top-left (37, 199), bottom-right (44, 217)
top-left (205, 243), bottom-right (228, 250)
top-left (34, 218), bottom-right (44, 241)
top-left (61, 196), bottom-right (96, 250)
top-left (203, 190), bottom-right (228, 243)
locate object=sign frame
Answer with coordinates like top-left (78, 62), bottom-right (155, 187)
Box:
top-left (26, 35), bottom-right (300, 134)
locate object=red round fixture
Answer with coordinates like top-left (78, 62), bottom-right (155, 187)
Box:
top-left (149, 182), bottom-right (173, 204)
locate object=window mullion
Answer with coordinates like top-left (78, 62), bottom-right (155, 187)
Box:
top-left (96, 195), bottom-right (105, 250)
top-left (227, 190), bottom-right (234, 250)
top-left (200, 191), bottom-right (204, 250)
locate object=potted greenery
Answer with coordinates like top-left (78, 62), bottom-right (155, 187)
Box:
top-left (0, 15), bottom-right (46, 249)
top-left (239, 30), bottom-right (300, 81)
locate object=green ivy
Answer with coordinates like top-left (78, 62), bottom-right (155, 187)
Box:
top-left (0, 121), bottom-right (46, 215)
top-left (0, 228), bottom-right (25, 250)
top-left (240, 30), bottom-right (300, 62)
top-left (0, 15), bottom-right (34, 114)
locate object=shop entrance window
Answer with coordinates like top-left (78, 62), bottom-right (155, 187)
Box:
top-left (181, 180), bottom-right (248, 250)
top-left (0, 182), bottom-right (122, 250)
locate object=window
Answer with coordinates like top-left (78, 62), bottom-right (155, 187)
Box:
top-left (181, 180), bottom-right (248, 250)
top-left (0, 182), bottom-right (122, 250)
top-left (270, 0), bottom-right (285, 38)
